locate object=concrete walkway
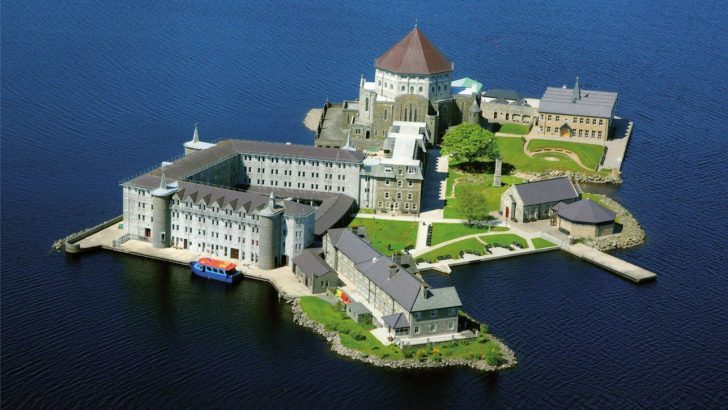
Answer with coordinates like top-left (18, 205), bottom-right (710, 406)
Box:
top-left (600, 118), bottom-right (632, 171)
top-left (563, 243), bottom-right (656, 283)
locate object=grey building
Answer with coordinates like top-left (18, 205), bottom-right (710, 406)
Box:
top-left (293, 248), bottom-right (339, 294)
top-left (553, 199), bottom-right (616, 238)
top-left (500, 176), bottom-right (582, 222)
top-left (323, 228), bottom-right (463, 340)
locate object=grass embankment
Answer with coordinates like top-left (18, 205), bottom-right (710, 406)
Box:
top-left (444, 169), bottom-right (522, 219)
top-left (496, 137), bottom-right (607, 174)
top-left (498, 123), bottom-right (530, 135)
top-left (581, 192), bottom-right (622, 223)
top-left (526, 139), bottom-right (605, 170)
top-left (300, 296), bottom-right (504, 364)
top-left (348, 218), bottom-right (418, 255)
top-left (418, 233), bottom-right (529, 262)
top-left (431, 223), bottom-right (509, 246)
top-left (531, 237), bottom-right (558, 249)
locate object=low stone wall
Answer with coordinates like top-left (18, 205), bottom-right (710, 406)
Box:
top-left (515, 170), bottom-right (622, 184)
top-left (580, 194), bottom-right (646, 251)
top-left (290, 299), bottom-right (517, 372)
top-left (52, 215), bottom-right (123, 253)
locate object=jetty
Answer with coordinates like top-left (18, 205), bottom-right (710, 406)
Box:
top-left (563, 243), bottom-right (656, 283)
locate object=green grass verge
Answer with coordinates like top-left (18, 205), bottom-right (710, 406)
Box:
top-left (532, 237), bottom-right (557, 249)
top-left (444, 171), bottom-right (522, 219)
top-left (431, 223), bottom-right (509, 246)
top-left (496, 137), bottom-right (609, 174)
top-left (526, 139), bottom-right (605, 170)
top-left (478, 233), bottom-right (528, 248)
top-left (499, 123), bottom-right (530, 135)
top-left (299, 296), bottom-right (504, 364)
top-left (417, 238), bottom-right (485, 262)
top-left (356, 208), bottom-right (376, 214)
top-left (348, 218), bottom-right (418, 255)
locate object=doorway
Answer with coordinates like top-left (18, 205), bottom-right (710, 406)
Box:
top-left (144, 228), bottom-right (151, 239)
top-left (231, 248), bottom-right (239, 259)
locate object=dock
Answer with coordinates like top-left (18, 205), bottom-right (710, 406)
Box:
top-left (562, 243), bottom-right (656, 283)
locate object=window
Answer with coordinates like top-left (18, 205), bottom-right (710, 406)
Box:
top-left (414, 312), bottom-right (421, 319)
top-left (414, 326), bottom-right (420, 334)
top-left (409, 86), bottom-right (413, 93)
top-left (401, 85), bottom-right (405, 91)
top-left (384, 192), bottom-right (389, 199)
top-left (418, 86), bottom-right (423, 92)
top-left (408, 181), bottom-right (413, 187)
top-left (385, 180), bottom-right (390, 185)
top-left (384, 166), bottom-right (392, 173)
top-left (429, 323), bottom-right (436, 332)
top-left (448, 321), bottom-right (454, 330)
top-left (556, 116), bottom-right (560, 121)
top-left (396, 192), bottom-right (402, 199)
top-left (397, 180), bottom-right (403, 187)
top-left (407, 167), bottom-right (414, 174)
top-left (407, 193), bottom-right (413, 200)
top-left (430, 310), bottom-right (437, 318)
top-left (598, 131), bottom-right (603, 138)
top-left (599, 119), bottom-right (604, 125)
top-left (579, 117), bottom-right (584, 124)
top-left (548, 115), bottom-right (552, 121)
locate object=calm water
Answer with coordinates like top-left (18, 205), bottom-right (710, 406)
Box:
top-left (2, 0), bottom-right (728, 407)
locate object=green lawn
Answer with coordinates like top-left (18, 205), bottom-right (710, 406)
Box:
top-left (526, 139), bottom-right (605, 170)
top-left (497, 137), bottom-right (589, 173)
top-left (348, 218), bottom-right (418, 255)
top-left (444, 170), bottom-right (522, 219)
top-left (431, 223), bottom-right (509, 246)
top-left (532, 237), bottom-right (558, 249)
top-left (417, 238), bottom-right (485, 262)
top-left (478, 233), bottom-right (528, 248)
top-left (355, 208), bottom-right (376, 214)
top-left (498, 123), bottom-right (530, 135)
top-left (300, 296), bottom-right (505, 365)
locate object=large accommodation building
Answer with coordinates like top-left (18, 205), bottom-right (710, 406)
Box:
top-left (500, 176), bottom-right (582, 222)
top-left (314, 26), bottom-right (478, 151)
top-left (121, 133), bottom-right (366, 269)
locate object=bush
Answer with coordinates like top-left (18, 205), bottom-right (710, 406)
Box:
top-left (416, 349), bottom-right (428, 361)
top-left (350, 330), bottom-right (367, 341)
top-left (480, 323), bottom-right (490, 334)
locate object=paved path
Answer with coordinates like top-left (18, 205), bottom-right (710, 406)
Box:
top-left (600, 118), bottom-right (632, 171)
top-left (563, 243), bottom-right (656, 283)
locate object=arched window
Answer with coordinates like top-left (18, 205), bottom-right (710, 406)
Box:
top-left (438, 85), bottom-right (441, 92)
top-left (431, 86), bottom-right (435, 93)
top-left (401, 85), bottom-right (405, 91)
top-left (419, 86), bottom-right (423, 92)
top-left (365, 130), bottom-right (370, 139)
top-left (410, 86), bottom-right (414, 93)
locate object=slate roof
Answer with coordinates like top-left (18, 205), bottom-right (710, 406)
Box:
top-left (411, 287), bottom-right (462, 311)
top-left (483, 88), bottom-right (523, 100)
top-left (348, 302), bottom-right (371, 316)
top-left (123, 175), bottom-right (315, 217)
top-left (375, 27), bottom-right (452, 75)
top-left (539, 87), bottom-right (618, 118)
top-left (293, 248), bottom-right (335, 278)
top-left (513, 177), bottom-right (581, 206)
top-left (554, 199), bottom-right (616, 224)
top-left (381, 312), bottom-right (410, 329)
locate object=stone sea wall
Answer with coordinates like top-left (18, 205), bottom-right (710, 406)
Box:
top-left (289, 299), bottom-right (517, 372)
top-left (581, 193), bottom-right (646, 251)
top-left (515, 170), bottom-right (622, 184)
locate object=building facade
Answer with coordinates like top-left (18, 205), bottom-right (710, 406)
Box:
top-left (500, 176), bottom-right (582, 222)
top-left (480, 88), bottom-right (539, 126)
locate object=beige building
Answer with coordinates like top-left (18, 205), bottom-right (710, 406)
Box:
top-left (537, 77), bottom-right (617, 141)
top-left (480, 89), bottom-right (539, 126)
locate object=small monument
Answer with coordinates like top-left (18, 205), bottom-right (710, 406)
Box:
top-left (493, 158), bottom-right (503, 187)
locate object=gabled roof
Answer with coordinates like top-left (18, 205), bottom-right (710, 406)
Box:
top-left (513, 176), bottom-right (581, 206)
top-left (330, 228), bottom-right (381, 264)
top-left (382, 312), bottom-right (409, 329)
top-left (539, 86), bottom-right (618, 118)
top-left (292, 248), bottom-right (335, 278)
top-left (412, 286), bottom-right (462, 311)
top-left (375, 27), bottom-right (452, 75)
top-left (554, 199), bottom-right (616, 224)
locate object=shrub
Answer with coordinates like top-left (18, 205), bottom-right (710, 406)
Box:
top-left (480, 323), bottom-right (490, 334)
top-left (350, 331), bottom-right (367, 341)
top-left (416, 349), bottom-right (428, 361)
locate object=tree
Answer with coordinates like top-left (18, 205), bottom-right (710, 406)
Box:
top-left (456, 184), bottom-right (488, 224)
top-left (441, 123), bottom-right (500, 168)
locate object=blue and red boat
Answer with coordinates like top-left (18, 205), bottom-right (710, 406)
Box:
top-left (189, 258), bottom-right (242, 284)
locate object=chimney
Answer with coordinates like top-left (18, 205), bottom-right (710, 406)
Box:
top-left (388, 264), bottom-right (397, 279)
top-left (372, 257), bottom-right (378, 264)
top-left (420, 284), bottom-right (430, 299)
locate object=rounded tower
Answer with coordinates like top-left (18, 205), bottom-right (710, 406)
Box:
top-left (468, 99), bottom-right (482, 124)
top-left (257, 192), bottom-right (283, 270)
top-left (150, 166), bottom-right (179, 248)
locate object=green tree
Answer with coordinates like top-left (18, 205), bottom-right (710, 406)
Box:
top-left (441, 123), bottom-right (500, 167)
top-left (456, 184), bottom-right (488, 224)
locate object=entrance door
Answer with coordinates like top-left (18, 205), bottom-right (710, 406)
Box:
top-left (183, 239), bottom-right (188, 249)
top-left (144, 228), bottom-right (151, 239)
top-left (561, 127), bottom-right (570, 137)
top-left (281, 255), bottom-right (288, 266)
top-left (231, 248), bottom-right (239, 259)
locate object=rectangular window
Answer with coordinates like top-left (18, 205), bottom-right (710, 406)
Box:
top-left (430, 310), bottom-right (437, 318)
top-left (448, 321), bottom-right (454, 330)
top-left (429, 323), bottom-right (436, 332)
top-left (555, 115), bottom-right (560, 121)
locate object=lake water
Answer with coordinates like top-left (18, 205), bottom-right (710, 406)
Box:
top-left (2, 0), bottom-right (727, 407)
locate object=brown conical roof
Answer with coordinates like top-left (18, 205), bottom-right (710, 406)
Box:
top-left (375, 27), bottom-right (452, 75)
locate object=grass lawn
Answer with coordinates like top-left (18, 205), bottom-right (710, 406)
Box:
top-left (356, 208), bottom-right (376, 214)
top-left (498, 123), bottom-right (530, 135)
top-left (431, 223), bottom-right (509, 246)
top-left (417, 238), bottom-right (485, 262)
top-left (299, 296), bottom-right (504, 365)
top-left (478, 233), bottom-right (528, 248)
top-left (496, 137), bottom-right (609, 175)
top-left (532, 237), bottom-right (558, 249)
top-left (526, 139), bottom-right (605, 170)
top-left (348, 218), bottom-right (418, 255)
top-left (444, 170), bottom-right (522, 219)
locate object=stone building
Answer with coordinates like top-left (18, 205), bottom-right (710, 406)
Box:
top-left (359, 121), bottom-right (427, 213)
top-left (537, 77), bottom-right (618, 141)
top-left (552, 199), bottom-right (616, 238)
top-left (480, 88), bottom-right (539, 126)
top-left (292, 248), bottom-right (339, 294)
top-left (315, 26), bottom-right (465, 150)
top-left (500, 176), bottom-right (582, 222)
top-left (323, 228), bottom-right (463, 340)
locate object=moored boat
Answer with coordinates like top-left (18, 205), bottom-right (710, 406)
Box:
top-left (189, 258), bottom-right (242, 284)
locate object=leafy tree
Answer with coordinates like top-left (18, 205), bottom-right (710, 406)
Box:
top-left (456, 184), bottom-right (488, 224)
top-left (441, 123), bottom-right (500, 167)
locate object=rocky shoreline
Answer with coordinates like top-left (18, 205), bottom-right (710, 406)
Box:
top-left (581, 193), bottom-right (646, 251)
top-left (289, 298), bottom-right (517, 372)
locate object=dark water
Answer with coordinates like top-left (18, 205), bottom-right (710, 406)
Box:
top-left (2, 0), bottom-right (727, 407)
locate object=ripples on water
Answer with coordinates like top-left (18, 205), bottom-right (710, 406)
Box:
top-left (2, 0), bottom-right (728, 407)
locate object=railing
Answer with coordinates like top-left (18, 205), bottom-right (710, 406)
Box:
top-left (112, 233), bottom-right (144, 248)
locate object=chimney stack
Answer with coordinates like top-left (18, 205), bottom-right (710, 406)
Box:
top-left (388, 264), bottom-right (397, 278)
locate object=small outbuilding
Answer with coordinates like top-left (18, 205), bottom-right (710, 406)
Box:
top-left (500, 176), bottom-right (582, 222)
top-left (552, 199), bottom-right (616, 238)
top-left (292, 248), bottom-right (338, 294)
top-left (346, 302), bottom-right (372, 324)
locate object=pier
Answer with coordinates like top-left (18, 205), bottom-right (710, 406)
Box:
top-left (562, 243), bottom-right (656, 283)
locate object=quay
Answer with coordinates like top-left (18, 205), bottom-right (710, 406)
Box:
top-left (562, 243), bottom-right (656, 283)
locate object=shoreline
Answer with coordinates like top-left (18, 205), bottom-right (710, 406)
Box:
top-left (289, 298), bottom-right (518, 372)
top-left (303, 108), bottom-right (322, 132)
top-left (580, 193), bottom-right (646, 251)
